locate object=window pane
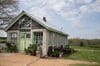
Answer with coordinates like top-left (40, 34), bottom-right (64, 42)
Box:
top-left (10, 32), bottom-right (17, 44)
top-left (11, 33), bottom-right (17, 38)
top-left (21, 33), bottom-right (25, 38)
top-left (26, 33), bottom-right (30, 38)
top-left (33, 32), bottom-right (43, 45)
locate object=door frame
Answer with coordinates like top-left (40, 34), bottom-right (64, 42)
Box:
top-left (32, 31), bottom-right (43, 51)
top-left (19, 31), bottom-right (31, 52)
top-left (31, 29), bottom-right (48, 56)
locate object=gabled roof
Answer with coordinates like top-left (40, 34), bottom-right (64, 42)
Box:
top-left (5, 11), bottom-right (68, 36)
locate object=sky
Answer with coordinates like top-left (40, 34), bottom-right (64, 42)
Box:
top-left (18, 0), bottom-right (100, 39)
top-left (1, 0), bottom-right (100, 39)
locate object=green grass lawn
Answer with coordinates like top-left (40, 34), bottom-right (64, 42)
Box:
top-left (70, 45), bottom-right (100, 50)
top-left (69, 64), bottom-right (100, 66)
top-left (64, 45), bottom-right (100, 63)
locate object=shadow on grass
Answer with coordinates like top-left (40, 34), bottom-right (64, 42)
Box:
top-left (63, 49), bottom-right (77, 57)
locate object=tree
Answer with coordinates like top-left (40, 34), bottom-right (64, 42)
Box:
top-left (80, 41), bottom-right (84, 47)
top-left (0, 0), bottom-right (19, 30)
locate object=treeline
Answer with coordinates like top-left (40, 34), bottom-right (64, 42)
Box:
top-left (68, 38), bottom-right (100, 46)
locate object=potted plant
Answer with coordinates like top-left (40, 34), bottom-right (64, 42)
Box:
top-left (24, 44), bottom-right (37, 56)
top-left (24, 48), bottom-right (28, 55)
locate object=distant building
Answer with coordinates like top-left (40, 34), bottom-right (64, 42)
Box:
top-left (5, 11), bottom-right (68, 56)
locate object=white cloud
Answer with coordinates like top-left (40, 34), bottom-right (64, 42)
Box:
top-left (29, 7), bottom-right (46, 17)
top-left (79, 5), bottom-right (89, 14)
top-left (77, 0), bottom-right (100, 13)
top-left (19, 0), bottom-right (100, 34)
top-left (58, 10), bottom-right (81, 28)
top-left (84, 0), bottom-right (93, 3)
top-left (19, 0), bottom-right (34, 8)
top-left (77, 0), bottom-right (93, 4)
top-left (52, 1), bottom-right (66, 11)
top-left (90, 0), bottom-right (100, 12)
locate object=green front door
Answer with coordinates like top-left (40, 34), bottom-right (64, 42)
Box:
top-left (20, 32), bottom-right (31, 52)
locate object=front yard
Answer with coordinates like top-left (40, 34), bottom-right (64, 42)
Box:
top-left (64, 45), bottom-right (100, 66)
top-left (0, 53), bottom-right (98, 66)
top-left (0, 45), bottom-right (100, 66)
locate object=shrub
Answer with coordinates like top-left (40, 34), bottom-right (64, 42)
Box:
top-left (48, 45), bottom-right (74, 57)
top-left (80, 41), bottom-right (84, 47)
top-left (24, 44), bottom-right (37, 56)
top-left (65, 45), bottom-right (70, 49)
top-left (51, 51), bottom-right (60, 57)
top-left (63, 46), bottom-right (75, 54)
top-left (59, 45), bottom-right (63, 50)
top-left (48, 46), bottom-right (63, 57)
top-left (31, 44), bottom-right (37, 51)
top-left (0, 40), bottom-right (7, 43)
top-left (6, 42), bottom-right (17, 53)
top-left (24, 48), bottom-right (28, 55)
top-left (47, 46), bottom-right (53, 56)
top-left (10, 43), bottom-right (17, 52)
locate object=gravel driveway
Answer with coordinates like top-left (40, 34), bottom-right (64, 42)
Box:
top-left (0, 53), bottom-right (97, 66)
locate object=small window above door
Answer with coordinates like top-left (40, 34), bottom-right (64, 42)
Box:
top-left (19, 16), bottom-right (32, 29)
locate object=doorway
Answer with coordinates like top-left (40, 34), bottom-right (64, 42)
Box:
top-left (33, 32), bottom-right (43, 56)
top-left (20, 32), bottom-right (31, 52)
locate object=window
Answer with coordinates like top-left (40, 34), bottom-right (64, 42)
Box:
top-left (48, 32), bottom-right (52, 46)
top-left (26, 33), bottom-right (30, 38)
top-left (11, 33), bottom-right (17, 38)
top-left (19, 17), bottom-right (32, 29)
top-left (21, 33), bottom-right (30, 38)
top-left (10, 32), bottom-right (17, 44)
top-left (33, 32), bottom-right (43, 45)
top-left (21, 33), bottom-right (25, 38)
top-left (33, 32), bottom-right (43, 51)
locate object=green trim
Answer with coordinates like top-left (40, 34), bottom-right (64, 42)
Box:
top-left (5, 11), bottom-right (68, 36)
top-left (5, 11), bottom-right (25, 31)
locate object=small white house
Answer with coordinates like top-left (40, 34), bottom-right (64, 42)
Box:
top-left (5, 11), bottom-right (68, 56)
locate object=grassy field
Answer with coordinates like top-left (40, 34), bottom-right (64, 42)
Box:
top-left (71, 45), bottom-right (100, 50)
top-left (69, 64), bottom-right (100, 66)
top-left (64, 45), bottom-right (100, 63)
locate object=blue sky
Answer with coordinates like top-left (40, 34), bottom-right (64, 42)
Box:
top-left (18, 0), bottom-right (100, 39)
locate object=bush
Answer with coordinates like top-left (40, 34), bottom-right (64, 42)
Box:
top-left (65, 45), bottom-right (70, 49)
top-left (6, 42), bottom-right (17, 53)
top-left (63, 47), bottom-right (75, 54)
top-left (51, 50), bottom-right (62, 57)
top-left (47, 45), bottom-right (74, 57)
top-left (0, 40), bottom-right (7, 43)
top-left (31, 44), bottom-right (37, 51)
top-left (47, 46), bottom-right (53, 56)
top-left (48, 46), bottom-right (63, 57)
top-left (24, 44), bottom-right (37, 56)
top-left (51, 51), bottom-right (59, 57)
top-left (80, 41), bottom-right (84, 47)
top-left (54, 45), bottom-right (63, 52)
top-left (24, 48), bottom-right (28, 55)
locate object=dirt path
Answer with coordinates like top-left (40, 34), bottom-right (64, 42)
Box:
top-left (29, 59), bottom-right (97, 66)
top-left (0, 53), bottom-right (98, 66)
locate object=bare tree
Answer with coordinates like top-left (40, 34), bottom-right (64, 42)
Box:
top-left (0, 0), bottom-right (19, 29)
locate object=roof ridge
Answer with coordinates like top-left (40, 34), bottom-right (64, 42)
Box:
top-left (5, 11), bottom-right (68, 36)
